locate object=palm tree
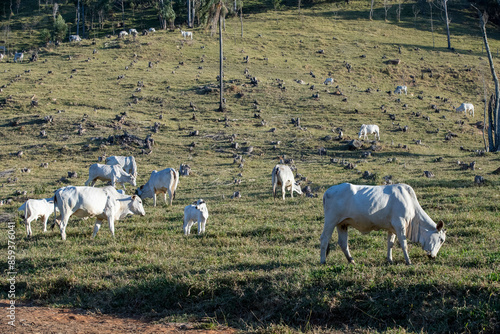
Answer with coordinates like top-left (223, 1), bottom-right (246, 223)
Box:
top-left (201, 0), bottom-right (228, 112)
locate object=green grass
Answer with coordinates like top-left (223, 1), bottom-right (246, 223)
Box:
top-left (1, 1), bottom-right (500, 333)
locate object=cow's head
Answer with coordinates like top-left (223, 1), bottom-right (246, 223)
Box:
top-left (292, 182), bottom-right (303, 196)
top-left (135, 184), bottom-right (153, 199)
top-left (130, 195), bottom-right (146, 216)
top-left (129, 174), bottom-right (137, 187)
top-left (426, 220), bottom-right (446, 259)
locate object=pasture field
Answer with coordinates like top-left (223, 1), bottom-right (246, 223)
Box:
top-left (1, 1), bottom-right (500, 332)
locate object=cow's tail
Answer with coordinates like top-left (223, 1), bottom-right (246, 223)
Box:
top-left (52, 190), bottom-right (60, 229)
top-left (171, 169), bottom-right (179, 201)
top-left (272, 167), bottom-right (279, 200)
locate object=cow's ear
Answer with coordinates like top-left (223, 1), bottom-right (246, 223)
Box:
top-left (132, 195), bottom-right (137, 200)
top-left (436, 220), bottom-right (444, 231)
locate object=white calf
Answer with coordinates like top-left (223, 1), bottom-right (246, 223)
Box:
top-left (85, 163), bottom-right (136, 189)
top-left (358, 124), bottom-right (380, 141)
top-left (18, 198), bottom-right (59, 237)
top-left (456, 103), bottom-right (474, 117)
top-left (181, 30), bottom-right (193, 40)
top-left (13, 52), bottom-right (24, 63)
top-left (183, 199), bottom-right (209, 235)
top-left (272, 164), bottom-right (303, 201)
top-left (394, 85), bottom-right (407, 95)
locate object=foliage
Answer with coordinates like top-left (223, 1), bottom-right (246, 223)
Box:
top-left (53, 13), bottom-right (68, 42)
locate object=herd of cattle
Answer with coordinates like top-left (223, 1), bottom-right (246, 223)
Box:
top-left (19, 145), bottom-right (447, 264)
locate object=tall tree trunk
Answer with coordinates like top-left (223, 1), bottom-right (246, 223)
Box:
top-left (369, 0), bottom-right (374, 20)
top-left (192, 0), bottom-right (195, 28)
top-left (76, 0), bottom-right (80, 36)
top-left (188, 0), bottom-right (192, 27)
top-left (82, 3), bottom-right (85, 38)
top-left (443, 0), bottom-right (451, 49)
top-left (477, 9), bottom-right (500, 151)
top-left (219, 14), bottom-right (224, 112)
top-left (240, 6), bottom-right (243, 37)
top-left (429, 1), bottom-right (434, 48)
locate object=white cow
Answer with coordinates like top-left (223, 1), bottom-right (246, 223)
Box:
top-left (129, 28), bottom-right (138, 36)
top-left (181, 30), bottom-right (193, 40)
top-left (105, 156), bottom-right (138, 178)
top-left (69, 35), bottom-right (82, 42)
top-left (136, 168), bottom-right (179, 207)
top-left (0, 54), bottom-right (4, 62)
top-left (85, 163), bottom-right (136, 189)
top-left (183, 199), bottom-right (209, 235)
top-left (148, 28), bottom-right (156, 33)
top-left (456, 103), bottom-right (474, 117)
top-left (54, 186), bottom-right (146, 240)
top-left (358, 124), bottom-right (380, 141)
top-left (320, 183), bottom-right (446, 265)
top-left (394, 85), bottom-right (407, 95)
top-left (13, 52), bottom-right (24, 63)
top-left (324, 78), bottom-right (334, 85)
top-left (119, 30), bottom-right (128, 38)
top-left (272, 164), bottom-right (303, 201)
top-left (18, 198), bottom-right (59, 237)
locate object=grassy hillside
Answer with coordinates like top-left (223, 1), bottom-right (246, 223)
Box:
top-left (1, 1), bottom-right (499, 333)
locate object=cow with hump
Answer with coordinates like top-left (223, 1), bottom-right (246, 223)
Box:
top-left (54, 186), bottom-right (146, 240)
top-left (320, 183), bottom-right (446, 265)
top-left (136, 168), bottom-right (179, 207)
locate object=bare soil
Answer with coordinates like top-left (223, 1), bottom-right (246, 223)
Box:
top-left (0, 300), bottom-right (237, 334)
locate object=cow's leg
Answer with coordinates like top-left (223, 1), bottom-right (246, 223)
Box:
top-left (108, 217), bottom-right (115, 238)
top-left (153, 193), bottom-right (157, 207)
top-left (387, 232), bottom-right (396, 263)
top-left (184, 220), bottom-right (193, 235)
top-left (59, 213), bottom-right (71, 241)
top-left (200, 217), bottom-right (206, 234)
top-left (25, 217), bottom-right (34, 238)
top-left (166, 190), bottom-right (172, 206)
top-left (84, 178), bottom-right (92, 186)
top-left (42, 215), bottom-right (49, 232)
top-left (282, 184), bottom-right (286, 200)
top-left (394, 222), bottom-right (411, 265)
top-left (92, 219), bottom-right (103, 238)
top-left (337, 225), bottom-right (355, 264)
top-left (319, 219), bottom-right (337, 264)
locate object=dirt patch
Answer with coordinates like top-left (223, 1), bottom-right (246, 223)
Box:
top-left (0, 300), bottom-right (237, 334)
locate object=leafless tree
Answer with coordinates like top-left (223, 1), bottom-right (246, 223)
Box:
top-left (412, 5), bottom-right (420, 28)
top-left (369, 0), bottom-right (375, 20)
top-left (474, 6), bottom-right (500, 151)
top-left (383, 0), bottom-right (392, 22)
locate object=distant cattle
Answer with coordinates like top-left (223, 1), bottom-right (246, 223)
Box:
top-left (181, 30), bottom-right (193, 40)
top-left (129, 28), bottom-right (138, 36)
top-left (85, 163), bottom-right (136, 189)
top-left (69, 35), bottom-right (82, 42)
top-left (183, 199), bottom-right (209, 235)
top-left (0, 54), bottom-right (4, 62)
top-left (324, 78), bottom-right (334, 85)
top-left (54, 186), bottom-right (145, 240)
top-left (105, 156), bottom-right (138, 178)
top-left (358, 124), bottom-right (380, 141)
top-left (119, 31), bottom-right (128, 38)
top-left (320, 183), bottom-right (446, 265)
top-left (394, 85), bottom-right (407, 95)
top-left (456, 103), bottom-right (474, 117)
top-left (13, 52), bottom-right (24, 63)
top-left (18, 198), bottom-right (59, 237)
top-left (149, 28), bottom-right (156, 33)
top-left (136, 168), bottom-right (179, 206)
top-left (272, 164), bottom-right (303, 200)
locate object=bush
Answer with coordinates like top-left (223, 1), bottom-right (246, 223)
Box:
top-left (53, 14), bottom-right (67, 43)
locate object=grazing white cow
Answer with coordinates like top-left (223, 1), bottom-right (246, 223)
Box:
top-left (85, 163), bottom-right (136, 189)
top-left (183, 199), bottom-right (209, 235)
top-left (272, 164), bottom-right (303, 201)
top-left (149, 28), bottom-right (156, 33)
top-left (105, 156), bottom-right (138, 178)
top-left (323, 77), bottom-right (334, 85)
top-left (181, 30), bottom-right (193, 40)
top-left (394, 85), bottom-right (407, 95)
top-left (119, 30), bottom-right (128, 38)
top-left (18, 198), bottom-right (59, 237)
top-left (320, 183), bottom-right (446, 265)
top-left (456, 103), bottom-right (474, 117)
top-left (0, 54), bottom-right (4, 62)
top-left (136, 168), bottom-right (179, 206)
top-left (54, 186), bottom-right (145, 240)
top-left (69, 35), bottom-right (82, 42)
top-left (358, 124), bottom-right (380, 141)
top-left (129, 28), bottom-right (138, 36)
top-left (13, 52), bottom-right (24, 63)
